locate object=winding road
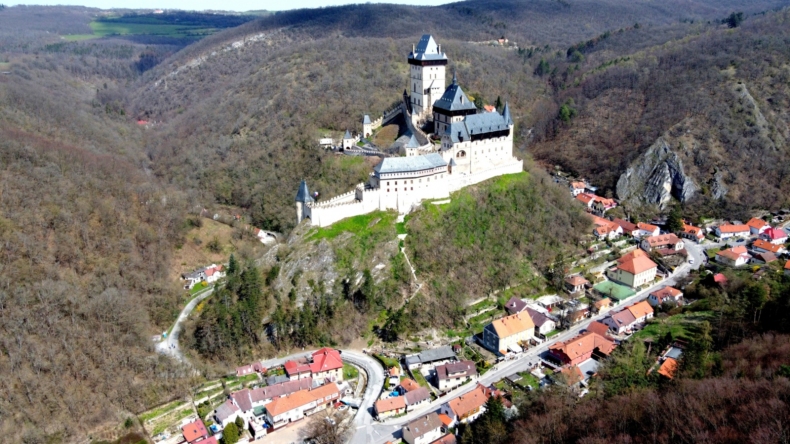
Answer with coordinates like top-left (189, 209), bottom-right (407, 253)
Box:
top-left (155, 242), bottom-right (710, 444)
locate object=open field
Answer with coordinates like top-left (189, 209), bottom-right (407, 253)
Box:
top-left (89, 20), bottom-right (215, 38)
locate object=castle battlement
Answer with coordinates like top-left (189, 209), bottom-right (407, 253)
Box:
top-left (296, 34), bottom-right (521, 228)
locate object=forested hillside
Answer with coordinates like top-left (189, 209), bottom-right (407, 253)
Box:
top-left (2, 1), bottom-right (790, 442)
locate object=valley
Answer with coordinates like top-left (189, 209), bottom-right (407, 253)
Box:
top-left (1, 1), bottom-right (790, 443)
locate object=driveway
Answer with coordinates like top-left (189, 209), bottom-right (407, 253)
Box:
top-left (155, 287), bottom-right (215, 362)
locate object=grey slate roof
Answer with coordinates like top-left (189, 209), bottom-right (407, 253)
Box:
top-left (363, 115), bottom-right (371, 124)
top-left (295, 180), bottom-right (314, 203)
top-left (403, 412), bottom-right (443, 440)
top-left (374, 153), bottom-right (447, 175)
top-left (525, 307), bottom-right (553, 328)
top-left (433, 77), bottom-right (477, 113)
top-left (215, 399), bottom-right (240, 422)
top-left (404, 345), bottom-right (457, 365)
top-left (344, 130), bottom-right (353, 139)
top-left (502, 102), bottom-right (513, 125)
top-left (665, 347), bottom-right (683, 360)
top-left (405, 134), bottom-right (420, 148)
top-left (445, 111), bottom-right (512, 143)
top-left (404, 386), bottom-right (431, 405)
top-left (436, 360), bottom-right (476, 381)
top-left (265, 374), bottom-right (290, 386)
top-left (409, 34), bottom-right (447, 62)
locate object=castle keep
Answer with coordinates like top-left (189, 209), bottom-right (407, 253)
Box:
top-left (297, 35), bottom-right (522, 227)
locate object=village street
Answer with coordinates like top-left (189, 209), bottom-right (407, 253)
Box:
top-left (353, 241), bottom-right (707, 444)
top-left (155, 242), bottom-right (709, 444)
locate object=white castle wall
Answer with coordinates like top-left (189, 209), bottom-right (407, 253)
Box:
top-left (447, 157), bottom-right (523, 192)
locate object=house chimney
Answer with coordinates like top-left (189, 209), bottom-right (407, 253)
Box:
top-left (413, 44), bottom-right (416, 53)
top-left (438, 44), bottom-right (441, 54)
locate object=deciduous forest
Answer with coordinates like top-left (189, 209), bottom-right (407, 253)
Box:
top-left (1, 0), bottom-right (790, 442)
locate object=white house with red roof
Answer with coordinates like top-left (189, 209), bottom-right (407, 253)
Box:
top-left (640, 233), bottom-right (684, 253)
top-left (760, 227), bottom-right (788, 245)
top-left (647, 286), bottom-right (683, 306)
top-left (678, 222), bottom-right (705, 243)
top-left (715, 246), bottom-right (751, 267)
top-left (747, 217), bottom-right (770, 235)
top-left (310, 348), bottom-right (344, 383)
top-left (609, 250), bottom-right (658, 288)
top-left (181, 419), bottom-right (208, 444)
top-left (633, 222), bottom-right (660, 239)
top-left (569, 181), bottom-right (587, 197)
top-left (204, 264), bottom-right (225, 284)
top-left (714, 223), bottom-right (751, 240)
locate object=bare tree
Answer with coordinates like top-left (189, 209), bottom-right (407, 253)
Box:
top-left (300, 410), bottom-right (352, 444)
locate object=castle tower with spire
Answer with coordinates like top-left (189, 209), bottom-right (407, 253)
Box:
top-left (295, 179), bottom-right (313, 224)
top-left (432, 71), bottom-right (478, 137)
top-left (408, 35), bottom-right (448, 120)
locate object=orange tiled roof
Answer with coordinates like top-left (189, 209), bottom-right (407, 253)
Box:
top-left (446, 385), bottom-right (489, 418)
top-left (717, 223), bottom-right (750, 234)
top-left (549, 331), bottom-right (616, 361)
top-left (266, 383), bottom-right (339, 417)
top-left (627, 301), bottom-right (653, 319)
top-left (753, 239), bottom-right (783, 253)
top-left (747, 217), bottom-right (769, 231)
top-left (637, 222), bottom-right (659, 233)
top-left (571, 181), bottom-right (586, 189)
top-left (561, 365), bottom-right (584, 385)
top-left (399, 378), bottom-right (421, 392)
top-left (586, 320), bottom-right (610, 336)
top-left (658, 357), bottom-right (678, 379)
top-left (437, 413), bottom-right (453, 427)
top-left (490, 312), bottom-right (535, 338)
top-left (651, 286), bottom-right (682, 302)
top-left (785, 260), bottom-right (790, 270)
top-left (375, 396), bottom-right (406, 413)
top-left (717, 246), bottom-right (750, 261)
top-left (617, 249), bottom-right (658, 275)
top-left (576, 193), bottom-right (595, 205)
top-left (181, 420), bottom-right (207, 443)
top-left (643, 233), bottom-right (682, 247)
top-left (682, 222), bottom-right (703, 237)
top-left (593, 298), bottom-right (611, 309)
top-left (565, 275), bottom-right (589, 286)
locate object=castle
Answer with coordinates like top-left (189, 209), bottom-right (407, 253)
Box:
top-left (297, 35), bottom-right (523, 228)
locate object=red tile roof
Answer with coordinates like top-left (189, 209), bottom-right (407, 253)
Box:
top-left (681, 222), bottom-right (704, 237)
top-left (785, 260), bottom-right (790, 270)
top-left (763, 227), bottom-right (787, 241)
top-left (747, 218), bottom-right (769, 231)
top-left (753, 239), bottom-right (783, 254)
top-left (311, 348), bottom-right (343, 373)
top-left (375, 396), bottom-right (406, 413)
top-left (549, 331), bottom-right (616, 361)
top-left (399, 378), bottom-right (421, 392)
top-left (616, 249), bottom-right (658, 275)
top-left (643, 233), bottom-right (682, 247)
top-left (446, 384), bottom-right (489, 418)
top-left (717, 246), bottom-right (750, 261)
top-left (437, 413), bottom-right (453, 427)
top-left (586, 321), bottom-right (610, 336)
top-left (181, 420), bottom-right (208, 443)
top-left (650, 286), bottom-right (682, 303)
top-left (613, 218), bottom-right (638, 233)
top-left (431, 434), bottom-right (458, 444)
top-left (266, 383), bottom-right (340, 417)
top-left (637, 222), bottom-right (659, 233)
top-left (627, 301), bottom-right (654, 319)
top-left (717, 223), bottom-right (750, 234)
top-left (575, 193), bottom-right (595, 205)
top-left (565, 275), bottom-right (589, 286)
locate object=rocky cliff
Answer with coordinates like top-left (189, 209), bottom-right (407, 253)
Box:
top-left (616, 135), bottom-right (700, 209)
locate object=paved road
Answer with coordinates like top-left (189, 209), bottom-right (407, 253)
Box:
top-left (357, 242), bottom-right (708, 444)
top-left (155, 287), bottom-right (214, 362)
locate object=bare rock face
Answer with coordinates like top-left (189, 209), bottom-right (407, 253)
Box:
top-left (616, 137), bottom-right (698, 209)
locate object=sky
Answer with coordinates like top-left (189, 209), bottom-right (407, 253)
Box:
top-left (8, 0), bottom-right (453, 12)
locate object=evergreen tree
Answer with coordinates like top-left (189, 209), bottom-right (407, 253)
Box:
top-left (495, 96), bottom-right (503, 112)
top-left (534, 58), bottom-right (550, 76)
top-left (222, 422), bottom-right (239, 444)
top-left (234, 416), bottom-right (245, 430)
top-left (666, 205), bottom-right (684, 233)
top-left (725, 12), bottom-right (744, 28)
top-left (228, 253), bottom-right (239, 275)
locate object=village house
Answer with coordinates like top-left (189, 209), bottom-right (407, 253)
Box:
top-left (214, 399), bottom-right (241, 429)
top-left (399, 378), bottom-right (421, 393)
top-left (751, 252), bottom-right (778, 264)
top-left (525, 307), bottom-right (556, 336)
top-left (640, 233), bottom-right (684, 253)
top-left (439, 384), bottom-right (490, 427)
top-left (714, 223), bottom-right (751, 240)
top-left (181, 419), bottom-right (208, 444)
top-left (785, 260), bottom-right (790, 276)
top-left (570, 307), bottom-right (590, 324)
top-left (633, 222), bottom-right (660, 239)
top-left (678, 222), bottom-right (705, 243)
top-left (374, 396), bottom-right (407, 420)
top-left (235, 361), bottom-right (265, 377)
top-left (609, 249), bottom-right (658, 288)
top-left (402, 413), bottom-right (445, 444)
top-left (752, 239), bottom-right (786, 255)
top-left (432, 434), bottom-right (457, 444)
top-left (548, 331), bottom-right (616, 366)
top-left (747, 217), bottom-right (771, 235)
top-left (229, 378), bottom-right (314, 416)
top-left (388, 366), bottom-right (401, 386)
top-left (482, 311), bottom-right (535, 355)
top-left (264, 382), bottom-right (340, 430)
top-left (576, 193), bottom-right (617, 215)
top-left (565, 275), bottom-right (589, 295)
top-left (648, 286), bottom-right (683, 306)
top-left (283, 348), bottom-right (344, 383)
top-left (602, 301), bottom-right (654, 334)
top-left (716, 245), bottom-right (752, 267)
top-left (760, 227), bottom-right (788, 245)
top-left (435, 360), bottom-right (477, 391)
top-left (503, 296), bottom-right (527, 315)
top-left (657, 357), bottom-right (679, 379)
top-left (405, 346), bottom-right (457, 370)
top-left (569, 181), bottom-right (587, 196)
top-left (593, 297), bottom-right (612, 313)
top-left (591, 215), bottom-right (622, 240)
top-left (404, 386), bottom-right (432, 411)
top-left (613, 218), bottom-right (639, 237)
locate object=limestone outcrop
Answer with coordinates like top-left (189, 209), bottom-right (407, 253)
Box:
top-left (616, 137), bottom-right (698, 209)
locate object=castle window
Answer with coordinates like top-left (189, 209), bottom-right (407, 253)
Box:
top-left (411, 187), bottom-right (413, 191)
top-left (395, 188), bottom-right (398, 192)
top-left (395, 181), bottom-right (397, 185)
top-left (387, 189), bottom-right (390, 192)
